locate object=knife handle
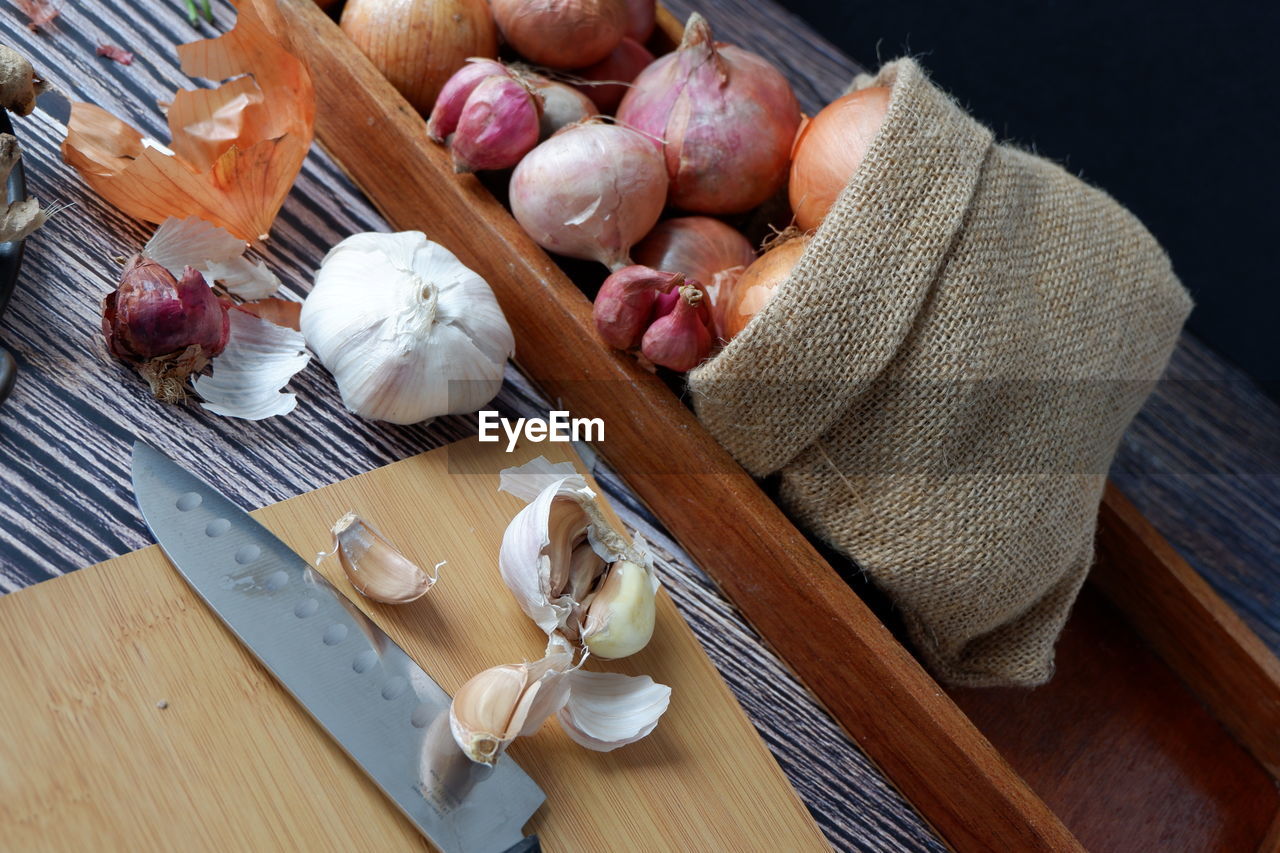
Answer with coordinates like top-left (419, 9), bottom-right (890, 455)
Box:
top-left (503, 836), bottom-right (540, 853)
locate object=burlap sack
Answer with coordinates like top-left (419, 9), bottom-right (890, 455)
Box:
top-left (688, 58), bottom-right (1192, 688)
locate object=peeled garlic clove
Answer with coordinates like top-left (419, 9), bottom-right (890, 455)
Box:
top-left (328, 512), bottom-right (439, 604)
top-left (580, 559), bottom-right (658, 659)
top-left (558, 670), bottom-right (671, 752)
top-left (449, 635), bottom-right (574, 765)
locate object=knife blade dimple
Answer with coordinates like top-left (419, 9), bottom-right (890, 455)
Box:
top-left (130, 441), bottom-right (544, 853)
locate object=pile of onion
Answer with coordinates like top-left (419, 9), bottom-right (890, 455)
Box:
top-left (340, 0), bottom-right (498, 114)
top-left (789, 86), bottom-right (891, 231)
top-left (491, 0), bottom-right (627, 69)
top-left (719, 234), bottom-right (810, 341)
top-left (617, 13), bottom-right (801, 214)
top-left (632, 217), bottom-right (755, 340)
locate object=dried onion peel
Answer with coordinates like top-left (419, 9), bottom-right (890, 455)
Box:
top-left (61, 0), bottom-right (315, 242)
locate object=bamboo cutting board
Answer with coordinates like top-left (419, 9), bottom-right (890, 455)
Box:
top-left (0, 438), bottom-right (828, 852)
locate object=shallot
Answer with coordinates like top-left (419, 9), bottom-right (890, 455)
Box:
top-left (491, 0), bottom-right (627, 69)
top-left (428, 58), bottom-right (510, 142)
top-left (529, 78), bottom-right (596, 139)
top-left (449, 75), bottom-right (542, 173)
top-left (719, 234), bottom-right (809, 341)
top-left (789, 86), bottom-right (891, 231)
top-left (509, 122), bottom-right (667, 270)
top-left (616, 13), bottom-right (801, 214)
top-left (574, 37), bottom-right (654, 113)
top-left (102, 256), bottom-right (230, 401)
top-left (622, 0), bottom-right (655, 42)
top-left (641, 283), bottom-right (712, 371)
top-left (592, 265), bottom-right (684, 349)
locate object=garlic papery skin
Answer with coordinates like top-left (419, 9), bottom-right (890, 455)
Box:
top-left (324, 512), bottom-right (440, 604)
top-left (580, 559), bottom-right (657, 659)
top-left (449, 635), bottom-right (575, 766)
top-left (300, 232), bottom-right (515, 424)
top-left (498, 457), bottom-right (639, 638)
top-left (558, 670), bottom-right (671, 752)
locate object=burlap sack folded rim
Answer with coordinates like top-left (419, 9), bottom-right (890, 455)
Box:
top-left (688, 59), bottom-right (994, 478)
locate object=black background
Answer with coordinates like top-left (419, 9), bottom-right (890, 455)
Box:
top-left (782, 0), bottom-right (1279, 398)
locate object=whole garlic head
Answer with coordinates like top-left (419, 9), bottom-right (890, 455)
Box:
top-left (300, 231), bottom-right (515, 424)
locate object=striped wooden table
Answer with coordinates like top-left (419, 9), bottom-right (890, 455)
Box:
top-left (3, 0), bottom-right (1278, 850)
top-left (0, 2), bottom-right (939, 850)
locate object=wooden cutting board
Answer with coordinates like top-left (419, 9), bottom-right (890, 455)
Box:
top-left (0, 438), bottom-right (828, 852)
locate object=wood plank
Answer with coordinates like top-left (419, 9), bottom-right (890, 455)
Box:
top-left (1094, 484), bottom-right (1280, 777)
top-left (951, 586), bottom-right (1279, 853)
top-left (0, 438), bottom-right (828, 852)
top-left (272, 1), bottom-right (1080, 849)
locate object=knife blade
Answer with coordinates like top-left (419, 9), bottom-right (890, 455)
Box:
top-left (130, 441), bottom-right (544, 853)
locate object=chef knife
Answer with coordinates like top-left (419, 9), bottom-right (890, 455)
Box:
top-left (131, 441), bottom-right (544, 853)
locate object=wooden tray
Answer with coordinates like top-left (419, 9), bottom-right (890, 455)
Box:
top-left (0, 439), bottom-right (828, 851)
top-left (268, 2), bottom-right (1280, 849)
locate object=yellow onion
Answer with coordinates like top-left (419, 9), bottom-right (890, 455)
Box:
top-left (340, 0), bottom-right (498, 114)
top-left (492, 0), bottom-right (627, 69)
top-left (720, 235), bottom-right (809, 341)
top-left (789, 86), bottom-right (890, 231)
top-left (633, 216), bottom-right (755, 339)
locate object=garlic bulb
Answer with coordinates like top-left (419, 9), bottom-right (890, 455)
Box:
top-left (300, 232), bottom-right (515, 424)
top-left (558, 670), bottom-right (671, 752)
top-left (498, 456), bottom-right (659, 658)
top-left (449, 634), bottom-right (575, 765)
top-left (322, 512), bottom-right (441, 604)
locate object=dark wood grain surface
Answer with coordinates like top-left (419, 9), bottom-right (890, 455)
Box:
top-left (2, 0), bottom-right (1277, 850)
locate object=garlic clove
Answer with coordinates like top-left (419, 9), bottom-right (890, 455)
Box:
top-left (580, 559), bottom-right (658, 659)
top-left (449, 635), bottom-right (575, 765)
top-left (557, 670), bottom-right (671, 752)
top-left (326, 512), bottom-right (439, 604)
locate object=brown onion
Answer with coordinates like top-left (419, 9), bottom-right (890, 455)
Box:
top-left (622, 0), bottom-right (654, 42)
top-left (341, 0), bottom-right (498, 114)
top-left (616, 13), bottom-right (801, 214)
top-left (509, 122), bottom-right (667, 269)
top-left (720, 235), bottom-right (809, 341)
top-left (574, 37), bottom-right (654, 114)
top-left (789, 86), bottom-right (890, 231)
top-left (632, 216), bottom-right (755, 339)
top-left (492, 0), bottom-right (627, 69)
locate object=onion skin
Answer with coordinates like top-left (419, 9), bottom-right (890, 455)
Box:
top-left (592, 265), bottom-right (684, 349)
top-left (509, 122), bottom-right (668, 269)
top-left (641, 284), bottom-right (712, 371)
top-left (449, 75), bottom-right (542, 173)
top-left (102, 255), bottom-right (231, 400)
top-left (491, 0), bottom-right (627, 69)
top-left (340, 0), bottom-right (498, 115)
top-left (789, 86), bottom-right (890, 231)
top-left (622, 0), bottom-right (655, 42)
top-left (428, 58), bottom-right (510, 142)
top-left (633, 216), bottom-right (756, 341)
top-left (574, 37), bottom-right (654, 114)
top-left (616, 13), bottom-right (801, 215)
top-left (720, 235), bottom-right (809, 341)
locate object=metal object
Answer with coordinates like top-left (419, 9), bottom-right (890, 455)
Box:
top-left (0, 109), bottom-right (27, 406)
top-left (131, 441), bottom-right (544, 853)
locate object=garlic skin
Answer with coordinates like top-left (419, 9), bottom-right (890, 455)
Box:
top-left (449, 635), bottom-right (575, 765)
top-left (323, 512), bottom-right (440, 604)
top-left (558, 670), bottom-right (671, 752)
top-left (580, 560), bottom-right (658, 660)
top-left (300, 232), bottom-right (515, 424)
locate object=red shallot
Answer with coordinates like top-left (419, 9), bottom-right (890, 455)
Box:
top-left (102, 255), bottom-right (230, 401)
top-left (491, 0), bottom-right (627, 70)
top-left (789, 86), bottom-right (890, 231)
top-left (641, 283), bottom-right (712, 371)
top-left (592, 265), bottom-right (684, 349)
top-left (616, 13), bottom-right (801, 214)
top-left (574, 37), bottom-right (654, 114)
top-left (719, 234), bottom-right (809, 341)
top-left (509, 122), bottom-right (667, 270)
top-left (428, 58), bottom-right (510, 142)
top-left (449, 75), bottom-right (542, 173)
